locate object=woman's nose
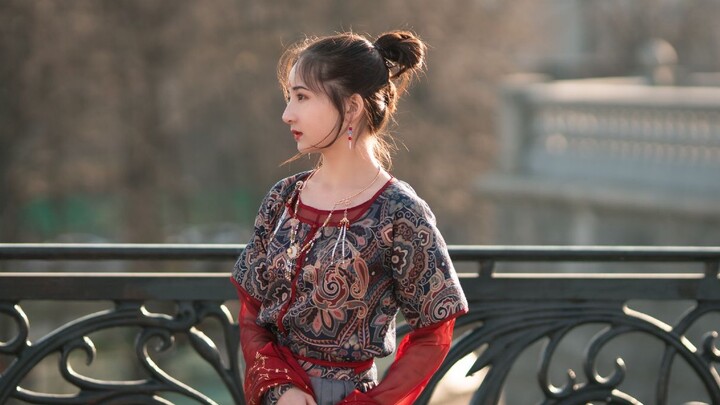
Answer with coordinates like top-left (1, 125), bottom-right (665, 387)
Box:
top-left (282, 104), bottom-right (294, 124)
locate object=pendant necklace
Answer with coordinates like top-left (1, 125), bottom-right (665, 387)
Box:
top-left (283, 167), bottom-right (382, 280)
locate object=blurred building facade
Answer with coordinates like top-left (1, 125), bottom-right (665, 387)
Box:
top-left (479, 0), bottom-right (720, 248)
top-left (480, 72), bottom-right (720, 247)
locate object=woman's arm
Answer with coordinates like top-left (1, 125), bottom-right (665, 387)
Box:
top-left (237, 291), bottom-right (273, 360)
top-left (338, 318), bottom-right (457, 404)
top-left (339, 192), bottom-right (468, 404)
top-left (234, 284), bottom-right (315, 405)
top-left (236, 287), bottom-right (316, 404)
top-left (238, 293), bottom-right (311, 405)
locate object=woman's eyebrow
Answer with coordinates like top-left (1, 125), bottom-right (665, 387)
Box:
top-left (291, 85), bottom-right (310, 91)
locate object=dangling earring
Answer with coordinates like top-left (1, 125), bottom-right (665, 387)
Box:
top-left (347, 126), bottom-right (353, 149)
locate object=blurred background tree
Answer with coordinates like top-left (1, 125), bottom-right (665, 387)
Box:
top-left (0, 0), bottom-right (718, 245)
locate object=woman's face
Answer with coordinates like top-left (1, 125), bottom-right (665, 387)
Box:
top-left (282, 65), bottom-right (342, 153)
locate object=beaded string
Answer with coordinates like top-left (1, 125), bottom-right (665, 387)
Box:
top-left (330, 210), bottom-right (351, 264)
top-left (283, 167), bottom-right (382, 279)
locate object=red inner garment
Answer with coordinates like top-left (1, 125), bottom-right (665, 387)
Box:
top-left (292, 177), bottom-right (395, 226)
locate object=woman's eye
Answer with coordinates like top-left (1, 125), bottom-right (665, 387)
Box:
top-left (296, 94), bottom-right (306, 101)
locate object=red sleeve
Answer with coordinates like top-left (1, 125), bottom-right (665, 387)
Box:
top-left (338, 317), bottom-right (460, 405)
top-left (235, 282), bottom-right (272, 366)
top-left (233, 279), bottom-right (315, 405)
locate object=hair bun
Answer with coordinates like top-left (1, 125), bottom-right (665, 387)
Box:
top-left (373, 30), bottom-right (426, 79)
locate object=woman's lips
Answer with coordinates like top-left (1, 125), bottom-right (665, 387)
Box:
top-left (292, 131), bottom-right (303, 140)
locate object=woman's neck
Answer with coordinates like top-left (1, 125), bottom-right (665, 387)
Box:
top-left (312, 139), bottom-right (383, 191)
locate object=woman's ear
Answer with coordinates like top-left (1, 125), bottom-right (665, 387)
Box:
top-left (345, 94), bottom-right (364, 125)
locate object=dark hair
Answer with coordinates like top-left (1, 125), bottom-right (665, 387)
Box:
top-left (278, 30), bottom-right (427, 168)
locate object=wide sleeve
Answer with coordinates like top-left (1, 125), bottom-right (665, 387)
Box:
top-left (338, 318), bottom-right (457, 405)
top-left (232, 279), bottom-right (314, 405)
top-left (339, 196), bottom-right (469, 404)
top-left (388, 196), bottom-right (468, 330)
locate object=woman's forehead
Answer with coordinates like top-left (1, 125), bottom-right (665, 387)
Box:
top-left (287, 56), bottom-right (332, 96)
top-left (287, 65), bottom-right (306, 88)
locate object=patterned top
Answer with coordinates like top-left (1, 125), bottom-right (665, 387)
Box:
top-left (232, 171), bottom-right (468, 366)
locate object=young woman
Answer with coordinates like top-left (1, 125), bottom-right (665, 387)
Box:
top-left (231, 30), bottom-right (468, 405)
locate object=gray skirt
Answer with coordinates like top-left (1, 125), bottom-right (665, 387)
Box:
top-left (310, 376), bottom-right (356, 405)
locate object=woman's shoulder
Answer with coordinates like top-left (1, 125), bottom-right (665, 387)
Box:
top-left (264, 171), bottom-right (312, 197)
top-left (257, 171), bottom-right (312, 213)
top-left (271, 170), bottom-right (313, 190)
top-left (383, 178), bottom-right (435, 222)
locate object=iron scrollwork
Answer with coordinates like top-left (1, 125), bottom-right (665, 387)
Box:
top-left (0, 300), bottom-right (242, 404)
top-left (411, 301), bottom-right (720, 405)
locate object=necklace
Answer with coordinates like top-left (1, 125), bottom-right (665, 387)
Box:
top-left (282, 167), bottom-right (382, 280)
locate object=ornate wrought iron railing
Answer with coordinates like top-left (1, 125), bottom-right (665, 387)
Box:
top-left (1, 244), bottom-right (720, 404)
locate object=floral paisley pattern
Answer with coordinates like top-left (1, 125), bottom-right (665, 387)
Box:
top-left (232, 171), bottom-right (468, 365)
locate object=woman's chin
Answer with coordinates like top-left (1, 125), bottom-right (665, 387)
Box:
top-left (296, 144), bottom-right (321, 154)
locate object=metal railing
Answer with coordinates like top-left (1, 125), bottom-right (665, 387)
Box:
top-left (1, 244), bottom-right (719, 404)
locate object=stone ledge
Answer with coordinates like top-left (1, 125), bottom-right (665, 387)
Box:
top-left (476, 173), bottom-right (720, 216)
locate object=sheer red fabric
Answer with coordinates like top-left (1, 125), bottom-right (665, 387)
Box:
top-left (234, 281), bottom-right (314, 405)
top-left (337, 317), bottom-right (461, 404)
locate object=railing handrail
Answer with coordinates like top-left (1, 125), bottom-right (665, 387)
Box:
top-left (1, 244), bottom-right (719, 302)
top-left (1, 243), bottom-right (720, 261)
top-left (0, 271), bottom-right (717, 302)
